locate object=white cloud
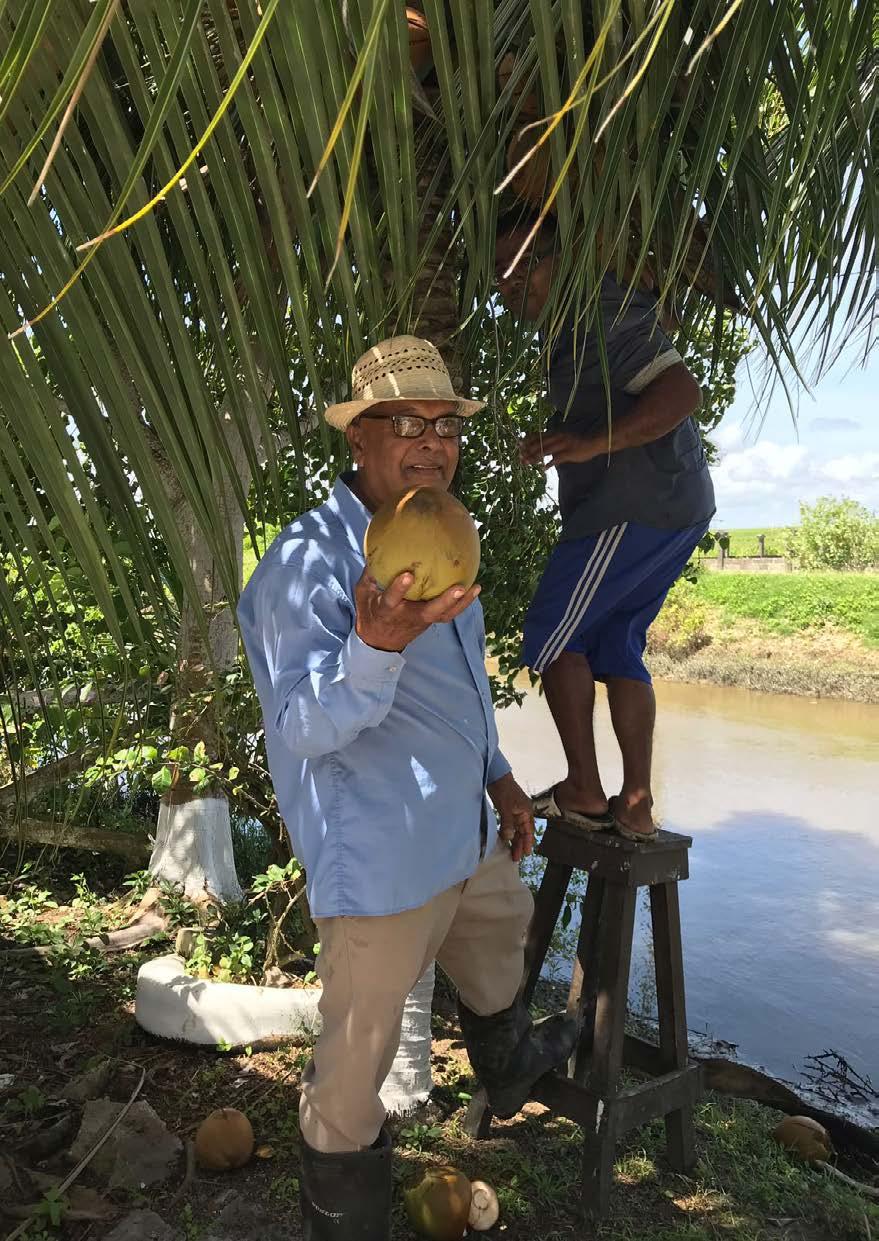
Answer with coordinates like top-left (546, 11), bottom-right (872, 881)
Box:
top-left (712, 423), bottom-right (879, 525)
top-left (809, 416), bottom-right (861, 433)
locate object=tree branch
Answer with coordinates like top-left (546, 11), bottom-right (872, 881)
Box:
top-left (0, 752), bottom-right (92, 808)
top-left (0, 818), bottom-right (151, 862)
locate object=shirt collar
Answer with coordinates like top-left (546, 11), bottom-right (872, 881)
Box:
top-left (326, 472), bottom-right (370, 558)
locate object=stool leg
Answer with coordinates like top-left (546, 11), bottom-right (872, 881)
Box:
top-left (521, 861), bottom-right (574, 1005)
top-left (580, 883), bottom-right (637, 1220)
top-left (568, 875), bottom-right (606, 1078)
top-left (650, 880), bottom-right (697, 1171)
top-left (463, 859), bottom-right (572, 1139)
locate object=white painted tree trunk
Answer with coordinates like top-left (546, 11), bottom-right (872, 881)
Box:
top-left (148, 796), bottom-right (242, 903)
top-left (147, 407), bottom-right (251, 905)
top-left (380, 964), bottom-right (435, 1115)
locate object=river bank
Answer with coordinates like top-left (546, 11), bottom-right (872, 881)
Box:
top-left (648, 620), bottom-right (879, 702)
top-left (648, 572), bottom-right (879, 703)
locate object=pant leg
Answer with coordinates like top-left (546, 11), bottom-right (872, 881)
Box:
top-left (436, 835), bottom-right (534, 1016)
top-left (300, 887), bottom-right (459, 1153)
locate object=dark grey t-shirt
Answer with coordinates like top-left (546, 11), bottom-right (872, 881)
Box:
top-left (547, 278), bottom-right (715, 538)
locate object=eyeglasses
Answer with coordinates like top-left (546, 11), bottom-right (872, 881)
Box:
top-left (356, 412), bottom-right (464, 439)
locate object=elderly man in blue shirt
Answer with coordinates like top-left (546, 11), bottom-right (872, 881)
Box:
top-left (238, 335), bottom-right (576, 1240)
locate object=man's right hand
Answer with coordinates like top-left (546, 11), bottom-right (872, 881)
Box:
top-left (354, 569), bottom-right (480, 653)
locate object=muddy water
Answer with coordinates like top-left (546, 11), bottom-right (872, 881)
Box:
top-left (495, 678), bottom-right (879, 1096)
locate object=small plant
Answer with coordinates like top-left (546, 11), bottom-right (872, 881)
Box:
top-left (399, 1121), bottom-right (444, 1153)
top-left (186, 932), bottom-right (215, 979)
top-left (32, 1186), bottom-right (65, 1229)
top-left (217, 933), bottom-right (255, 982)
top-left (122, 869), bottom-right (154, 900)
top-left (179, 1201), bottom-right (202, 1241)
top-left (5, 1084), bottom-right (47, 1118)
top-left (269, 1172), bottom-right (300, 1204)
top-left (70, 872), bottom-right (98, 908)
top-left (1, 882), bottom-right (58, 924)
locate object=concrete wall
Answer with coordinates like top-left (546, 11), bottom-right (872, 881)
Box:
top-left (700, 556), bottom-right (792, 573)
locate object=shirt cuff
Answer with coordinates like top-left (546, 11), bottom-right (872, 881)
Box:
top-left (487, 748), bottom-right (512, 786)
top-left (341, 629), bottom-right (407, 686)
top-left (623, 347), bottom-right (683, 395)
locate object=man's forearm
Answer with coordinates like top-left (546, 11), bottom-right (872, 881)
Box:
top-left (520, 362), bottom-right (703, 470)
top-left (583, 363), bottom-right (702, 457)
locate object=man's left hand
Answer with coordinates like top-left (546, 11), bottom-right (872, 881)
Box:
top-left (520, 430), bottom-right (597, 469)
top-left (487, 773), bottom-right (535, 862)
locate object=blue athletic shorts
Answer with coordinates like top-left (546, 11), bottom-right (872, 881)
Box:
top-left (522, 521), bottom-right (709, 681)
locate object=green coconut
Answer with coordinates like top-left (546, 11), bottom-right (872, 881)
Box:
top-left (404, 1165), bottom-right (473, 1240)
top-left (364, 487), bottom-right (480, 602)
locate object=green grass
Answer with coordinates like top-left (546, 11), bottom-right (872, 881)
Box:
top-left (243, 524), bottom-right (280, 584)
top-left (3, 854), bottom-right (878, 1241)
top-left (693, 571), bottom-right (879, 644)
top-left (702, 527), bottom-right (790, 558)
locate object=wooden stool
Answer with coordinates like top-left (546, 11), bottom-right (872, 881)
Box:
top-left (464, 817), bottom-right (702, 1222)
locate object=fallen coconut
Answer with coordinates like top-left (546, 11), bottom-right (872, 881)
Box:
top-left (364, 487), bottom-right (480, 602)
top-left (194, 1107), bottom-right (255, 1170)
top-left (404, 1165), bottom-right (472, 1240)
top-left (468, 1179), bottom-right (500, 1230)
top-left (773, 1115), bottom-right (833, 1164)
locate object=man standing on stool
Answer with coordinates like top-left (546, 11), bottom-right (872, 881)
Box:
top-left (495, 213), bottom-right (715, 841)
top-left (238, 335), bottom-right (577, 1239)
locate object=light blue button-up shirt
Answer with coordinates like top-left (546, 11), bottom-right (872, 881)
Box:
top-left (237, 475), bottom-right (511, 918)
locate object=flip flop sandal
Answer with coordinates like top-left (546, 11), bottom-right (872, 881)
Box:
top-left (531, 785), bottom-right (615, 831)
top-left (608, 797), bottom-right (660, 843)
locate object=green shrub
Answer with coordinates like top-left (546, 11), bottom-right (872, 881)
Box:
top-left (649, 578), bottom-right (712, 658)
top-left (787, 496), bottom-right (879, 571)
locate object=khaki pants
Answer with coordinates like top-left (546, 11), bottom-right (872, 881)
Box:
top-left (299, 836), bottom-right (534, 1152)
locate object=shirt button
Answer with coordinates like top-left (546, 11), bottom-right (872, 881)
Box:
top-left (387, 665), bottom-right (398, 673)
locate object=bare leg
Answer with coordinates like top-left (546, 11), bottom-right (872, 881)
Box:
top-left (540, 651), bottom-right (609, 816)
top-left (605, 676), bottom-right (656, 836)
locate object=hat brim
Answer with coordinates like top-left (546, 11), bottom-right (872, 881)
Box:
top-left (324, 394), bottom-right (485, 431)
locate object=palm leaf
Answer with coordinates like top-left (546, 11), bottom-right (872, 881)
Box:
top-left (0, 0), bottom-right (874, 799)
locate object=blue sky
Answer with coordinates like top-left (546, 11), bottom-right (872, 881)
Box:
top-left (711, 338), bottom-right (879, 529)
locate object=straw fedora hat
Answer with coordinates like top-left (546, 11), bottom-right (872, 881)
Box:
top-left (324, 335), bottom-right (485, 430)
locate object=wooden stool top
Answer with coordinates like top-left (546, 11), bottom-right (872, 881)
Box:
top-left (538, 817), bottom-right (692, 887)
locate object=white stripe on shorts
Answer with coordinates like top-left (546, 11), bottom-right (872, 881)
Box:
top-left (532, 522), bottom-right (628, 673)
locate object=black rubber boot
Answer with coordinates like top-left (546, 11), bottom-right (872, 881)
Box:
top-left (458, 998), bottom-right (578, 1119)
top-left (300, 1128), bottom-right (392, 1239)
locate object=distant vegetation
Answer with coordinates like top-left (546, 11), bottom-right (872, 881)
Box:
top-left (697, 572), bottom-right (879, 645)
top-left (704, 498), bottom-right (878, 571)
top-left (701, 528), bottom-right (789, 558)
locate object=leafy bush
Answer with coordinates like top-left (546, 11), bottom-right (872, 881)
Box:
top-left (787, 497), bottom-right (879, 571)
top-left (648, 578), bottom-right (712, 658)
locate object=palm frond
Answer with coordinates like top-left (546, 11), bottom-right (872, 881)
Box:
top-left (0, 0), bottom-right (874, 790)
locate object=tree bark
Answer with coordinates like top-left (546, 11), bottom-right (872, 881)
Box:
top-left (147, 395), bottom-right (267, 904)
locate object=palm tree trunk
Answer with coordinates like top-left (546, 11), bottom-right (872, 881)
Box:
top-left (147, 405), bottom-right (259, 904)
